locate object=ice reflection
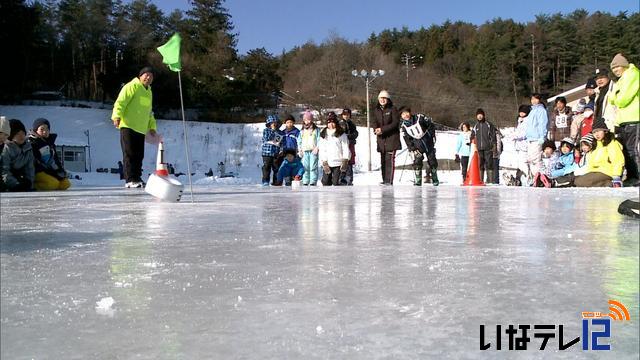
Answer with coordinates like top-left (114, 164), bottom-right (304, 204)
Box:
top-left (1, 186), bottom-right (638, 359)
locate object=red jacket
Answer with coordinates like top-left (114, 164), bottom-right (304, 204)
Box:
top-left (580, 115), bottom-right (593, 138)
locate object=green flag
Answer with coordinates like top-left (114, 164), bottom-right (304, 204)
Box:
top-left (157, 33), bottom-right (182, 72)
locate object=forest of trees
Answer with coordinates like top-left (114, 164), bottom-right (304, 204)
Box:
top-left (1, 0), bottom-right (638, 127)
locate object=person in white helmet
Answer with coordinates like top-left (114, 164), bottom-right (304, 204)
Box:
top-left (373, 90), bottom-right (400, 185)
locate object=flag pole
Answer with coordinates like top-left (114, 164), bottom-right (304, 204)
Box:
top-left (157, 33), bottom-right (192, 201)
top-left (177, 70), bottom-right (194, 202)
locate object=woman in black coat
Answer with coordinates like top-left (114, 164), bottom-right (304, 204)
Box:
top-left (373, 90), bottom-right (400, 185)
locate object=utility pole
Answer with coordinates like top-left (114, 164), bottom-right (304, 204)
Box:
top-left (84, 129), bottom-right (91, 172)
top-left (400, 54), bottom-right (421, 83)
top-left (352, 69), bottom-right (385, 171)
top-left (530, 34), bottom-right (536, 93)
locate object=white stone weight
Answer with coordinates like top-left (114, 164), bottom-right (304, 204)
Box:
top-left (145, 173), bottom-right (184, 202)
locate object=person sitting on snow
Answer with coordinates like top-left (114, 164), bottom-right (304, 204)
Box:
top-left (276, 148), bottom-right (304, 186)
top-left (400, 107), bottom-right (439, 186)
top-left (574, 117), bottom-right (625, 188)
top-left (550, 138), bottom-right (577, 187)
top-left (532, 139), bottom-right (559, 187)
top-left (1, 119), bottom-right (35, 192)
top-left (574, 134), bottom-right (594, 172)
top-left (555, 134), bottom-right (595, 187)
top-left (28, 118), bottom-right (70, 191)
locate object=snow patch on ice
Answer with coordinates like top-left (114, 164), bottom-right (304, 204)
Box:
top-left (195, 176), bottom-right (255, 186)
top-left (95, 297), bottom-right (115, 317)
top-left (141, 262), bottom-right (163, 268)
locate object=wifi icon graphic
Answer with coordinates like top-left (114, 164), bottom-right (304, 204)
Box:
top-left (608, 300), bottom-right (630, 321)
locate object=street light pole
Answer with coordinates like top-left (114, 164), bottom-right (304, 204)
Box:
top-left (84, 129), bottom-right (91, 172)
top-left (352, 69), bottom-right (385, 172)
top-left (365, 77), bottom-right (371, 171)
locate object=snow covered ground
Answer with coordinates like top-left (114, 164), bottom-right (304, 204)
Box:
top-left (1, 186), bottom-right (638, 359)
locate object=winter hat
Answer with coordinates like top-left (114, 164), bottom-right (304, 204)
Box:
top-left (341, 108), bottom-right (351, 116)
top-left (302, 111), bottom-right (314, 121)
top-left (32, 117), bottom-right (50, 131)
top-left (326, 112), bottom-right (338, 123)
top-left (585, 78), bottom-right (597, 89)
top-left (0, 116), bottom-right (10, 135)
top-left (518, 104), bottom-right (531, 116)
top-left (266, 114), bottom-right (279, 125)
top-left (580, 133), bottom-right (595, 147)
top-left (591, 117), bottom-right (608, 132)
top-left (9, 119), bottom-right (26, 140)
top-left (575, 99), bottom-right (586, 113)
top-left (594, 68), bottom-right (609, 79)
top-left (560, 137), bottom-right (575, 149)
top-left (138, 66), bottom-right (155, 77)
top-left (378, 90), bottom-right (391, 99)
top-left (610, 53), bottom-right (629, 69)
top-left (476, 108), bottom-right (485, 116)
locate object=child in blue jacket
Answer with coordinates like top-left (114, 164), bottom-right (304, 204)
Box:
top-left (297, 111), bottom-right (321, 186)
top-left (277, 149), bottom-right (305, 186)
top-left (551, 138), bottom-right (577, 179)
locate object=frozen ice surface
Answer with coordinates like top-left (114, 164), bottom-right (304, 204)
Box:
top-left (1, 185), bottom-right (639, 359)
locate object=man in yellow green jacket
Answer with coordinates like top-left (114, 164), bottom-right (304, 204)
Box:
top-left (111, 67), bottom-right (158, 188)
top-left (609, 53), bottom-right (639, 186)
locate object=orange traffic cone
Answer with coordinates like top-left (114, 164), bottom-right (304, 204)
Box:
top-left (463, 139), bottom-right (484, 186)
top-left (155, 141), bottom-right (169, 177)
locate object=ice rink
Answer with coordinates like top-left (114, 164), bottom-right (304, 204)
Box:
top-left (1, 185), bottom-right (639, 359)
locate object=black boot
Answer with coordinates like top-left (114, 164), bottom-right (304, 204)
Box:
top-left (431, 168), bottom-right (439, 186)
top-left (414, 171), bottom-right (422, 186)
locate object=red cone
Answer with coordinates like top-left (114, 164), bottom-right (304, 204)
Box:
top-left (463, 140), bottom-right (485, 186)
top-left (155, 142), bottom-right (169, 177)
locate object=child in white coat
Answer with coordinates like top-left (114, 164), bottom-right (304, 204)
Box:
top-left (318, 112), bottom-right (350, 186)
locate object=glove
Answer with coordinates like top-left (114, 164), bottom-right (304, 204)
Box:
top-left (322, 161), bottom-right (331, 174)
top-left (294, 175), bottom-right (301, 181)
top-left (454, 154), bottom-right (460, 163)
top-left (340, 159), bottom-right (348, 172)
top-left (612, 177), bottom-right (622, 188)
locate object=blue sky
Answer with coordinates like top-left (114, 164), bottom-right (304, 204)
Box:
top-left (151, 0), bottom-right (639, 55)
